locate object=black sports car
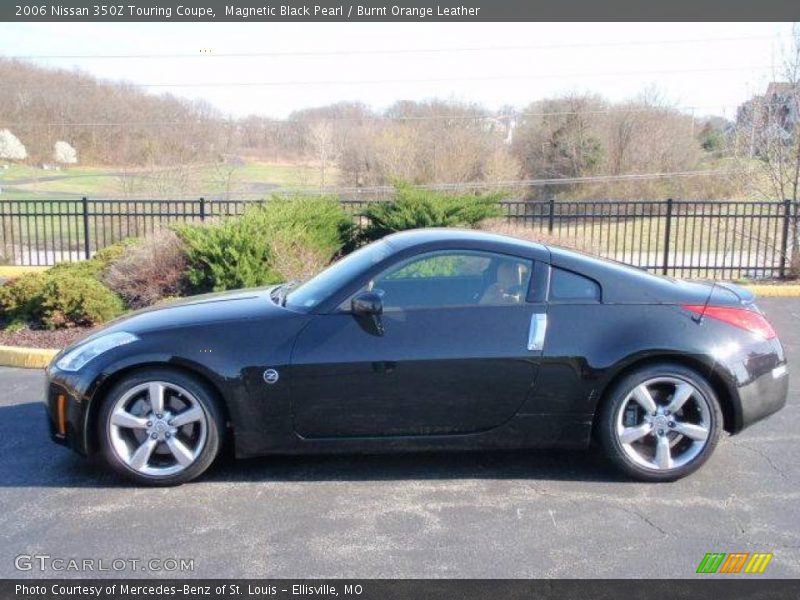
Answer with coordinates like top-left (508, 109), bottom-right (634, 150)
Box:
top-left (45, 229), bottom-right (788, 485)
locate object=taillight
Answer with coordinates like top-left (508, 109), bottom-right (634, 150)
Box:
top-left (682, 304), bottom-right (776, 340)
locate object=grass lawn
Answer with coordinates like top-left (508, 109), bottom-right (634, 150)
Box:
top-left (0, 161), bottom-right (335, 200)
top-left (191, 161), bottom-right (336, 198)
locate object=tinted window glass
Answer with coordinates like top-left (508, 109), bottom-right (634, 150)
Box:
top-left (550, 268), bottom-right (600, 301)
top-left (368, 251), bottom-right (533, 309)
top-left (285, 240), bottom-right (391, 310)
top-left (387, 254), bottom-right (491, 279)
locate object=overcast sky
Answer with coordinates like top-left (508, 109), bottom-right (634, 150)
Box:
top-left (0, 22), bottom-right (794, 118)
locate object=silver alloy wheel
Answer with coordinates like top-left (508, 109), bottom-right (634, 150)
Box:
top-left (108, 381), bottom-right (208, 477)
top-left (615, 376), bottom-right (712, 471)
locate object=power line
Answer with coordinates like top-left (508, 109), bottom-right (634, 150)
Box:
top-left (3, 34), bottom-right (790, 60)
top-left (74, 65), bottom-right (783, 88)
top-left (0, 64), bottom-right (775, 92)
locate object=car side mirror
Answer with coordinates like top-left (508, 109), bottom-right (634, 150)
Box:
top-left (351, 291), bottom-right (383, 316)
top-left (351, 291), bottom-right (384, 336)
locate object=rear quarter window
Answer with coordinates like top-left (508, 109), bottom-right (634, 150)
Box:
top-left (550, 268), bottom-right (601, 302)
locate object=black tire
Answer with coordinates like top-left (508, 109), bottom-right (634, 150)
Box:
top-left (597, 362), bottom-right (723, 482)
top-left (97, 368), bottom-right (224, 486)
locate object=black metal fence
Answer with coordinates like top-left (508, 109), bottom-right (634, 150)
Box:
top-left (1, 198), bottom-right (798, 280)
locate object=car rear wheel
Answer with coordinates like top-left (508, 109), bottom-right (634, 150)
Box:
top-left (98, 368), bottom-right (224, 486)
top-left (598, 363), bottom-right (723, 482)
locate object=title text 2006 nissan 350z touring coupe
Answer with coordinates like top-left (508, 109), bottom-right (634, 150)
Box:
top-left (44, 229), bottom-right (788, 485)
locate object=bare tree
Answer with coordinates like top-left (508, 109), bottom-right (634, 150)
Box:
top-left (212, 155), bottom-right (244, 201)
top-left (307, 122), bottom-right (337, 187)
top-left (745, 25), bottom-right (800, 275)
top-left (513, 94), bottom-right (606, 181)
top-left (115, 168), bottom-right (141, 198)
top-left (762, 28), bottom-right (800, 202)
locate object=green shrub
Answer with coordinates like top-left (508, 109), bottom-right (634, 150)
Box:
top-left (177, 215), bottom-right (276, 293)
top-left (358, 183), bottom-right (502, 243)
top-left (49, 239), bottom-right (138, 280)
top-left (269, 230), bottom-right (333, 283)
top-left (1, 266), bottom-right (126, 331)
top-left (258, 196), bottom-right (354, 255)
top-left (177, 196), bottom-right (353, 293)
top-left (93, 238), bottom-right (139, 268)
top-left (0, 272), bottom-right (48, 327)
top-left (39, 272), bottom-right (125, 329)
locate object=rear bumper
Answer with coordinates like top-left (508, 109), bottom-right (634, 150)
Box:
top-left (737, 363), bottom-right (789, 431)
top-left (716, 330), bottom-right (789, 434)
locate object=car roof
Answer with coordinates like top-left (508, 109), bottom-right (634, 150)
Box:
top-left (547, 245), bottom-right (717, 304)
top-left (382, 229), bottom-right (714, 304)
top-left (383, 228), bottom-right (548, 257)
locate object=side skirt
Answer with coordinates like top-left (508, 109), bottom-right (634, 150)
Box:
top-left (233, 413), bottom-right (594, 458)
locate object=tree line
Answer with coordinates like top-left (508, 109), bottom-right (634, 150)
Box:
top-left (0, 57), bottom-right (739, 199)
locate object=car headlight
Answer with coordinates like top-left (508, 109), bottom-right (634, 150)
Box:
top-left (56, 331), bottom-right (139, 372)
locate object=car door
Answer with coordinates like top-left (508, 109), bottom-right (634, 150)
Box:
top-left (290, 249), bottom-right (548, 438)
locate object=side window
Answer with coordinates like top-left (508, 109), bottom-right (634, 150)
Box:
top-left (367, 251), bottom-right (533, 310)
top-left (550, 268), bottom-right (601, 302)
top-left (386, 254), bottom-right (491, 280)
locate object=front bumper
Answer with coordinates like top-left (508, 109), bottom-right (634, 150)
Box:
top-left (44, 365), bottom-right (98, 456)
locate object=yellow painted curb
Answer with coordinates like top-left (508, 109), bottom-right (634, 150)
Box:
top-left (741, 285), bottom-right (800, 297)
top-left (0, 345), bottom-right (58, 369)
top-left (0, 266), bottom-right (48, 277)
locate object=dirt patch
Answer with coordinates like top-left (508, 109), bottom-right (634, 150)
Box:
top-left (0, 326), bottom-right (96, 349)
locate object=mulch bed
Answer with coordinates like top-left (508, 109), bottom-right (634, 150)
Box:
top-left (0, 326), bottom-right (96, 349)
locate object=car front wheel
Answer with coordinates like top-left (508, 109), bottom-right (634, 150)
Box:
top-left (98, 368), bottom-right (224, 486)
top-left (598, 363), bottom-right (723, 482)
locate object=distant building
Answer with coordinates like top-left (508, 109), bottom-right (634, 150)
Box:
top-left (764, 82), bottom-right (799, 133)
top-left (483, 115), bottom-right (517, 145)
top-left (736, 82), bottom-right (799, 155)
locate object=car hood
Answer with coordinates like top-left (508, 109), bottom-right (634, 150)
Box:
top-left (67, 286), bottom-right (293, 349)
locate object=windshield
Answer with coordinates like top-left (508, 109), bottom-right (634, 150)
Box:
top-left (284, 240), bottom-right (392, 310)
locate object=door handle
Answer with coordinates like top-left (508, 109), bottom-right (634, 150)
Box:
top-left (528, 313), bottom-right (547, 351)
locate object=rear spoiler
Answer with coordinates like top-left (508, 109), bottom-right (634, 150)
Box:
top-left (692, 282), bottom-right (756, 317)
top-left (690, 282), bottom-right (757, 320)
top-left (712, 281), bottom-right (756, 305)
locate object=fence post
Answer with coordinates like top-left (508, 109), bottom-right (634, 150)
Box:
top-left (778, 199), bottom-right (791, 279)
top-left (199, 197), bottom-right (206, 222)
top-left (662, 198), bottom-right (673, 275)
top-left (547, 196), bottom-right (555, 233)
top-left (82, 197), bottom-right (91, 260)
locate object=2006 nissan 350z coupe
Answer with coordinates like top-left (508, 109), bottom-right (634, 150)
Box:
top-left (44, 229), bottom-right (789, 485)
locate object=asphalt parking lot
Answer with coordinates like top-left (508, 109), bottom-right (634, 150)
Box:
top-left (0, 298), bottom-right (798, 579)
